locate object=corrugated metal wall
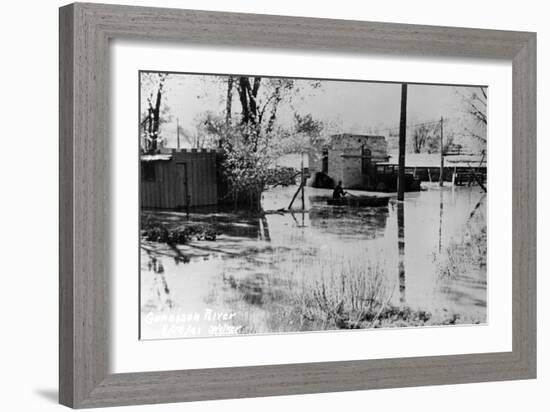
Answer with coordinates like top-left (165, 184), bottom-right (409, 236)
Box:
top-left (140, 149), bottom-right (218, 209)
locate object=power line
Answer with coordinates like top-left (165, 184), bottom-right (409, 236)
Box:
top-left (376, 120), bottom-right (441, 133)
top-left (370, 116), bottom-right (462, 134)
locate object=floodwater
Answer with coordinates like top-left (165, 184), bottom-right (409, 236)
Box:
top-left (140, 184), bottom-right (487, 339)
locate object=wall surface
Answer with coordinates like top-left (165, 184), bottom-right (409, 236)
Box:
top-left (310, 134), bottom-right (387, 188)
top-left (0, 0), bottom-right (547, 411)
top-left (141, 150), bottom-right (218, 209)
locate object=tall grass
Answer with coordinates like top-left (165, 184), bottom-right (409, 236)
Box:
top-left (300, 259), bottom-right (393, 329)
top-left (437, 207), bottom-right (487, 280)
top-left (225, 250), bottom-right (402, 332)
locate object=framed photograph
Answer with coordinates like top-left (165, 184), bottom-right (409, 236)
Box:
top-left (59, 2), bottom-right (536, 408)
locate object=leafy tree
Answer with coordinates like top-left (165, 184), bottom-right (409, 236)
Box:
top-left (218, 76), bottom-right (321, 211)
top-left (220, 123), bottom-right (278, 210)
top-left (294, 113), bottom-right (323, 137)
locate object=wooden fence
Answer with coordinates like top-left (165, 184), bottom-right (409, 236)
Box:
top-left (140, 149), bottom-right (218, 209)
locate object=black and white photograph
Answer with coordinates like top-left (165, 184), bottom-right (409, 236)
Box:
top-left (2, 0), bottom-right (544, 410)
top-left (139, 71), bottom-right (488, 340)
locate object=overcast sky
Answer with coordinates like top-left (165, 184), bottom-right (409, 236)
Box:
top-left (141, 73), bottom-right (485, 149)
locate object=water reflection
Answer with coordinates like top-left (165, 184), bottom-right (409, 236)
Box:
top-left (140, 184), bottom-right (487, 339)
top-left (397, 201), bottom-right (406, 304)
top-left (141, 252), bottom-right (173, 313)
top-left (309, 205), bottom-right (388, 239)
top-left (439, 189), bottom-right (444, 253)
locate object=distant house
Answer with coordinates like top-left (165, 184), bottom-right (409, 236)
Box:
top-left (308, 134), bottom-right (390, 190)
top-left (141, 148), bottom-right (218, 209)
top-left (379, 152), bottom-right (486, 185)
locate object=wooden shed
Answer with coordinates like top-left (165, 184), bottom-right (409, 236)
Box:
top-left (140, 149), bottom-right (218, 209)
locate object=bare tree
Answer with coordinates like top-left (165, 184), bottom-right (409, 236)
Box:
top-left (466, 87), bottom-right (487, 125)
top-left (224, 76), bottom-right (234, 130)
top-left (462, 86), bottom-right (487, 144)
top-left (194, 111), bottom-right (225, 149)
top-left (412, 124), bottom-right (430, 153)
top-left (411, 123), bottom-right (444, 154)
top-left (236, 76), bottom-right (262, 126)
top-left (141, 73), bottom-right (170, 153)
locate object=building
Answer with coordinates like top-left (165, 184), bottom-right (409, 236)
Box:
top-left (140, 148), bottom-right (218, 209)
top-left (379, 152), bottom-right (487, 185)
top-left (308, 133), bottom-right (390, 189)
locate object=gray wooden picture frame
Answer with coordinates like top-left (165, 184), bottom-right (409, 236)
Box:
top-left (59, 2), bottom-right (536, 408)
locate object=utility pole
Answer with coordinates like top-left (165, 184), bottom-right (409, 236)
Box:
top-left (176, 117), bottom-right (181, 150)
top-left (439, 116), bottom-right (444, 186)
top-left (397, 84), bottom-right (408, 201)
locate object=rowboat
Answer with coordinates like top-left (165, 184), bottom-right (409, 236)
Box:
top-left (326, 196), bottom-right (390, 207)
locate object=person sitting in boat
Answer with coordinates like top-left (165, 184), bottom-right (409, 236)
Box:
top-left (332, 181), bottom-right (347, 200)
